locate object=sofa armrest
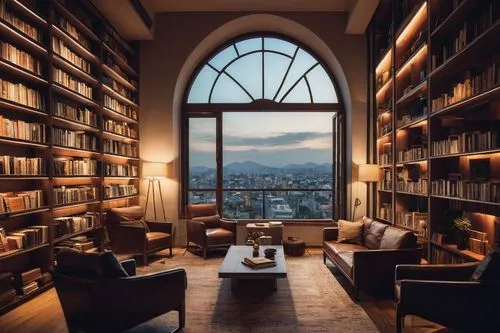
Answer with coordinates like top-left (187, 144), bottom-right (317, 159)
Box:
top-left (395, 262), bottom-right (479, 282)
top-left (323, 227), bottom-right (338, 242)
top-left (108, 225), bottom-right (146, 254)
top-left (119, 259), bottom-right (137, 276)
top-left (353, 248), bottom-right (422, 290)
top-left (146, 220), bottom-right (173, 234)
top-left (187, 219), bottom-right (207, 246)
top-left (220, 218), bottom-right (237, 234)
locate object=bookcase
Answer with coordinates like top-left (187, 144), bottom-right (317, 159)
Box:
top-left (0, 0), bottom-right (140, 314)
top-left (370, 0), bottom-right (500, 264)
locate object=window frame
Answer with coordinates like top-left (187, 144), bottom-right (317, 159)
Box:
top-left (180, 32), bottom-right (346, 221)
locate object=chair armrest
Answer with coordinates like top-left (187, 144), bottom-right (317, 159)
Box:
top-left (187, 219), bottom-right (207, 246)
top-left (120, 259), bottom-right (136, 276)
top-left (146, 220), bottom-right (173, 234)
top-left (323, 227), bottom-right (338, 242)
top-left (395, 262), bottom-right (479, 281)
top-left (220, 218), bottom-right (237, 234)
top-left (108, 225), bottom-right (146, 254)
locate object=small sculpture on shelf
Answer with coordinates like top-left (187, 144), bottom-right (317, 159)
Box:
top-left (452, 217), bottom-right (471, 250)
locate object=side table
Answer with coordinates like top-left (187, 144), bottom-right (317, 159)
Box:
top-left (246, 223), bottom-right (283, 245)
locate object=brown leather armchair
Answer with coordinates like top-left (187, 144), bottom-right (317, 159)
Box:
top-left (51, 249), bottom-right (186, 333)
top-left (186, 203), bottom-right (236, 259)
top-left (106, 206), bottom-right (173, 265)
top-left (395, 262), bottom-right (500, 332)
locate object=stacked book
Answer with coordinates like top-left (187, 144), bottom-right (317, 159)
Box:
top-left (53, 185), bottom-right (97, 205)
top-left (13, 268), bottom-right (52, 297)
top-left (0, 225), bottom-right (49, 253)
top-left (241, 257), bottom-right (276, 269)
top-left (0, 190), bottom-right (44, 213)
top-left (53, 157), bottom-right (97, 176)
top-left (0, 273), bottom-right (15, 307)
top-left (55, 235), bottom-right (96, 253)
top-left (53, 212), bottom-right (98, 239)
top-left (0, 156), bottom-right (45, 175)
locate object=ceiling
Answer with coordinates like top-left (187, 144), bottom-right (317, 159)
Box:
top-left (91, 0), bottom-right (379, 40)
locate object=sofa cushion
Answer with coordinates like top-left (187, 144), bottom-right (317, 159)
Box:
top-left (364, 221), bottom-right (389, 249)
top-left (146, 232), bottom-right (170, 250)
top-left (335, 252), bottom-right (354, 278)
top-left (337, 220), bottom-right (363, 244)
top-left (471, 247), bottom-right (500, 281)
top-left (122, 219), bottom-right (150, 232)
top-left (380, 227), bottom-right (417, 249)
top-left (56, 248), bottom-right (128, 278)
top-left (206, 228), bottom-right (233, 246)
top-left (327, 242), bottom-right (367, 255)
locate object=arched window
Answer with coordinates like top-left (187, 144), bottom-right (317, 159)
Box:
top-left (182, 34), bottom-right (345, 221)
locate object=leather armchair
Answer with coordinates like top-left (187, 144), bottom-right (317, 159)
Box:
top-left (106, 206), bottom-right (173, 265)
top-left (51, 251), bottom-right (187, 333)
top-left (186, 203), bottom-right (236, 259)
top-left (395, 262), bottom-right (500, 332)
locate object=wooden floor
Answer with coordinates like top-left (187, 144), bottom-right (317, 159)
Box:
top-left (0, 247), bottom-right (440, 333)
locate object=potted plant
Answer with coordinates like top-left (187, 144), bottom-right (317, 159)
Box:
top-left (453, 217), bottom-right (472, 250)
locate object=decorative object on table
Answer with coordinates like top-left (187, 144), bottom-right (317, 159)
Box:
top-left (452, 216), bottom-right (471, 250)
top-left (246, 231), bottom-right (264, 257)
top-left (142, 161), bottom-right (168, 221)
top-left (352, 164), bottom-right (379, 220)
top-left (264, 248), bottom-right (277, 259)
top-left (283, 237), bottom-right (306, 256)
top-left (241, 256), bottom-right (276, 269)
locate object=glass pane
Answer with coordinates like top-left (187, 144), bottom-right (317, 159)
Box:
top-left (189, 118), bottom-right (216, 189)
top-left (275, 49), bottom-right (317, 102)
top-left (188, 191), bottom-right (216, 204)
top-left (264, 52), bottom-right (291, 100)
top-left (235, 38), bottom-right (262, 55)
top-left (209, 45), bottom-right (238, 71)
top-left (264, 38), bottom-right (296, 57)
top-left (306, 65), bottom-right (338, 103)
top-left (264, 191), bottom-right (333, 219)
top-left (187, 65), bottom-right (218, 103)
top-left (282, 78), bottom-right (311, 103)
top-left (222, 191), bottom-right (263, 219)
top-left (211, 73), bottom-right (253, 103)
top-left (226, 53), bottom-right (262, 100)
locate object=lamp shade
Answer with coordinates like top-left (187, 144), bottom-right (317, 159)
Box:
top-left (142, 162), bottom-right (167, 179)
top-left (357, 164), bottom-right (379, 182)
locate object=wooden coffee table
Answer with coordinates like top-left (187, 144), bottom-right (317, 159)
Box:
top-left (219, 245), bottom-right (287, 291)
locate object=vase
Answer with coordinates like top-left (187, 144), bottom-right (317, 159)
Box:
top-left (252, 242), bottom-right (259, 257)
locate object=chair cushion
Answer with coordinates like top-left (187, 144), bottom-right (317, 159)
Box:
top-left (379, 227), bottom-right (417, 249)
top-left (146, 232), bottom-right (170, 251)
top-left (364, 220), bottom-right (389, 249)
top-left (337, 220), bottom-right (363, 244)
top-left (107, 206), bottom-right (144, 225)
top-left (335, 252), bottom-right (354, 278)
top-left (206, 228), bottom-right (233, 246)
top-left (328, 242), bottom-right (367, 255)
top-left (122, 219), bottom-right (150, 232)
top-left (471, 247), bottom-right (500, 281)
top-left (55, 248), bottom-right (128, 278)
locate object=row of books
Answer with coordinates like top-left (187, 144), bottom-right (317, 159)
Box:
top-left (378, 202), bottom-right (392, 222)
top-left (53, 212), bottom-right (97, 239)
top-left (396, 179), bottom-right (428, 195)
top-left (0, 190), bottom-right (43, 213)
top-left (0, 225), bottom-right (48, 253)
top-left (379, 169), bottom-right (392, 191)
top-left (0, 78), bottom-right (44, 109)
top-left (104, 163), bottom-right (138, 177)
top-left (103, 27), bottom-right (129, 65)
top-left (54, 101), bottom-right (97, 126)
top-left (53, 185), bottom-right (97, 205)
top-left (103, 139), bottom-right (138, 157)
top-left (379, 153), bottom-right (392, 165)
top-left (431, 179), bottom-right (500, 203)
top-left (52, 37), bottom-right (91, 74)
top-left (379, 122), bottom-right (391, 137)
top-left (0, 41), bottom-right (42, 75)
top-left (103, 76), bottom-right (135, 102)
top-left (396, 211), bottom-right (428, 237)
top-left (53, 68), bottom-right (93, 99)
top-left (103, 51), bottom-right (137, 86)
top-left (53, 157), bottom-right (97, 176)
top-left (397, 146), bottom-right (427, 163)
top-left (431, 131), bottom-right (498, 156)
top-left (0, 115), bottom-right (45, 142)
top-left (103, 119), bottom-right (137, 138)
top-left (396, 112), bottom-right (426, 128)
top-left (431, 245), bottom-right (466, 264)
top-left (0, 4), bottom-right (42, 43)
top-left (104, 94), bottom-right (137, 119)
top-left (0, 156), bottom-right (44, 175)
top-left (53, 127), bottom-right (97, 150)
top-left (0, 268), bottom-right (52, 307)
top-left (431, 63), bottom-right (500, 112)
top-left (241, 256), bottom-right (276, 269)
top-left (56, 235), bottom-right (96, 253)
top-left (103, 184), bottom-right (137, 198)
top-left (55, 13), bottom-right (91, 51)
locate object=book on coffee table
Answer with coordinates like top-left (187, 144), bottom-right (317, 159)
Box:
top-left (242, 256), bottom-right (277, 269)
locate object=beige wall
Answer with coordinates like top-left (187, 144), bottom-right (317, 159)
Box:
top-left (139, 12), bottom-right (369, 246)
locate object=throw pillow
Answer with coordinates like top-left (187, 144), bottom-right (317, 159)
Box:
top-left (56, 248), bottom-right (128, 278)
top-left (364, 221), bottom-right (389, 249)
top-left (471, 247), bottom-right (500, 281)
top-left (337, 220), bottom-right (364, 244)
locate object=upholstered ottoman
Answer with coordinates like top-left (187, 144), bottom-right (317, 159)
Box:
top-left (283, 237), bottom-right (306, 256)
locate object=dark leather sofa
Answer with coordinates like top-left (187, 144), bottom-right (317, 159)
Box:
top-left (323, 216), bottom-right (422, 299)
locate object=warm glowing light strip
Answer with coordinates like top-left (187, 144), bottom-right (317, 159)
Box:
top-left (0, 59), bottom-right (47, 84)
top-left (376, 48), bottom-right (392, 75)
top-left (396, 159), bottom-right (427, 166)
top-left (0, 98), bottom-right (47, 116)
top-left (0, 21), bottom-right (47, 54)
top-left (397, 118), bottom-right (427, 132)
top-left (53, 84), bottom-right (97, 107)
top-left (376, 77), bottom-right (393, 99)
top-left (103, 65), bottom-right (137, 91)
top-left (396, 2), bottom-right (428, 47)
top-left (397, 81), bottom-right (427, 105)
top-left (53, 26), bottom-right (97, 63)
top-left (431, 149), bottom-right (500, 159)
top-left (396, 44), bottom-right (428, 78)
top-left (13, 0), bottom-right (47, 25)
top-left (102, 85), bottom-right (138, 107)
top-left (103, 107), bottom-right (139, 124)
top-left (53, 55), bottom-right (98, 85)
top-left (377, 133), bottom-right (392, 141)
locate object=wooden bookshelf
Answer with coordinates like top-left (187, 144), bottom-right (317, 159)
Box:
top-left (370, 0), bottom-right (500, 264)
top-left (0, 0), bottom-right (140, 315)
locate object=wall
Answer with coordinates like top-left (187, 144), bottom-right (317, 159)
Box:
top-left (139, 12), bottom-right (369, 246)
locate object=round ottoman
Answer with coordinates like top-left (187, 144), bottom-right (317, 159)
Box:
top-left (283, 237), bottom-right (306, 256)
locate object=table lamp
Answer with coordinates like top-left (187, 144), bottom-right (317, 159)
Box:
top-left (143, 161), bottom-right (168, 221)
top-left (352, 164), bottom-right (379, 221)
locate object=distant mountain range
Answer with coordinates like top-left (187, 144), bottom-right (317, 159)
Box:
top-left (190, 161), bottom-right (333, 175)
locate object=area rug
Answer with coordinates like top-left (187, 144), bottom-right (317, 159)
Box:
top-left (130, 250), bottom-right (379, 333)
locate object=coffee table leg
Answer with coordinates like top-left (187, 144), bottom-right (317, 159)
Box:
top-left (231, 278), bottom-right (238, 291)
top-left (272, 279), bottom-right (277, 291)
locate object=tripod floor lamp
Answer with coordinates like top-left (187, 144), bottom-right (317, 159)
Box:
top-left (352, 164), bottom-right (379, 221)
top-left (143, 162), bottom-right (167, 221)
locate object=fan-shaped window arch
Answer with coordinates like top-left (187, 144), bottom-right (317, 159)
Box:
top-left (186, 36), bottom-right (339, 104)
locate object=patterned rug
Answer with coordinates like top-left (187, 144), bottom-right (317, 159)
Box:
top-left (128, 250), bottom-right (379, 333)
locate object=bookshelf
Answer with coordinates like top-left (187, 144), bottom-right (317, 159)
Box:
top-left (0, 0), bottom-right (140, 314)
top-left (370, 0), bottom-right (500, 264)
